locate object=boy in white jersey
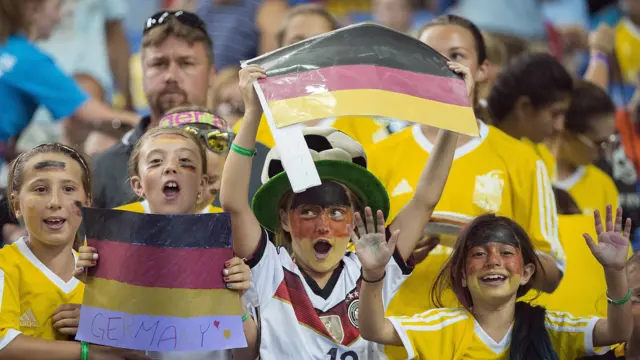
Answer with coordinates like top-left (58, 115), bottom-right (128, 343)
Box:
top-left (219, 63), bottom-right (472, 358)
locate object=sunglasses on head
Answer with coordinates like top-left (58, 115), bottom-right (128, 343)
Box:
top-left (181, 125), bottom-right (233, 154)
top-left (143, 10), bottom-right (207, 35)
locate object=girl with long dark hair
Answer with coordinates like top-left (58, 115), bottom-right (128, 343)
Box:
top-left (357, 205), bottom-right (633, 359)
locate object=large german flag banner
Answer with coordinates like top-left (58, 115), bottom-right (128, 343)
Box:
top-left (75, 208), bottom-right (246, 352)
top-left (243, 23), bottom-right (478, 136)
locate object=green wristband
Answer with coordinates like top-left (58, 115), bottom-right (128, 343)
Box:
top-left (230, 143), bottom-right (256, 157)
top-left (242, 311), bottom-right (250, 322)
top-left (607, 288), bottom-right (632, 305)
top-left (81, 342), bottom-right (89, 360)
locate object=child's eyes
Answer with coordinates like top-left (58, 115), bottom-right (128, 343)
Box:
top-left (33, 186), bottom-right (47, 193)
top-left (63, 185), bottom-right (76, 192)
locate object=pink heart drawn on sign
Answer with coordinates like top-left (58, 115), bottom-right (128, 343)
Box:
top-left (214, 320), bottom-right (220, 328)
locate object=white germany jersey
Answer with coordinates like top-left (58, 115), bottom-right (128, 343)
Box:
top-left (246, 231), bottom-right (412, 359)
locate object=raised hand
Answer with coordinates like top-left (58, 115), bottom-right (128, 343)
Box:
top-left (238, 65), bottom-right (266, 115)
top-left (447, 61), bottom-right (475, 102)
top-left (584, 205), bottom-right (631, 271)
top-left (348, 207), bottom-right (400, 277)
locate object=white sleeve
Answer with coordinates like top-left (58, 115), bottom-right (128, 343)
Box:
top-left (245, 230), bottom-right (285, 308)
top-left (381, 249), bottom-right (414, 308)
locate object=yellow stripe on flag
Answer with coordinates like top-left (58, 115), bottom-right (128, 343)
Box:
top-left (268, 89), bottom-right (478, 136)
top-left (83, 277), bottom-right (242, 318)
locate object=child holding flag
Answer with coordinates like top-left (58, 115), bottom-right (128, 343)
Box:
top-left (0, 144), bottom-right (144, 359)
top-left (77, 127), bottom-right (257, 360)
top-left (217, 61), bottom-right (470, 358)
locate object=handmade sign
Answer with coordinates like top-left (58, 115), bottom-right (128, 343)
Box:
top-left (243, 23), bottom-right (478, 192)
top-left (75, 208), bottom-right (246, 352)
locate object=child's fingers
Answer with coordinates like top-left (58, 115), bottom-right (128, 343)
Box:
top-left (223, 263), bottom-right (249, 276)
top-left (224, 272), bottom-right (250, 284)
top-left (226, 280), bottom-right (250, 291)
top-left (225, 257), bottom-right (244, 268)
top-left (78, 246), bottom-right (96, 254)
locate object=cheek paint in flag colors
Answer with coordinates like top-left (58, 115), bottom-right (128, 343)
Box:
top-left (75, 208), bottom-right (246, 353)
top-left (243, 22), bottom-right (479, 137)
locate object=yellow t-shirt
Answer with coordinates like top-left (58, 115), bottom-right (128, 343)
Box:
top-left (526, 215), bottom-right (607, 317)
top-left (555, 165), bottom-right (619, 218)
top-left (0, 238), bottom-right (84, 346)
top-left (115, 200), bottom-right (222, 214)
top-left (231, 115), bottom-right (389, 150)
top-left (369, 124), bottom-right (564, 314)
top-left (615, 18), bottom-right (640, 85)
top-left (386, 307), bottom-right (604, 359)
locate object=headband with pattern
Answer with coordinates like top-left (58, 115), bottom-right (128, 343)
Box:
top-left (159, 111), bottom-right (228, 131)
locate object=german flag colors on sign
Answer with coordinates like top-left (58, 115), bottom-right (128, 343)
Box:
top-left (75, 208), bottom-right (246, 352)
top-left (244, 23), bottom-right (478, 136)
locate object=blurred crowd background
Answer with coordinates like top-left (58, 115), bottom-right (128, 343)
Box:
top-left (15, 0), bottom-right (640, 156)
top-left (8, 0), bottom-right (640, 250)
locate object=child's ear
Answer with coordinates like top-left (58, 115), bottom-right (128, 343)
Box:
top-left (521, 263), bottom-right (536, 285)
top-left (10, 193), bottom-right (21, 219)
top-left (130, 176), bottom-right (145, 199)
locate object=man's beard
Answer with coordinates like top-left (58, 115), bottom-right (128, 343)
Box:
top-left (151, 89), bottom-right (189, 120)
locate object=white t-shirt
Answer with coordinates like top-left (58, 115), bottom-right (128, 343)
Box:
top-left (246, 230), bottom-right (413, 359)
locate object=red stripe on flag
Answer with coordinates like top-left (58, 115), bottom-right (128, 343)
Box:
top-left (258, 64), bottom-right (470, 107)
top-left (87, 239), bottom-right (232, 290)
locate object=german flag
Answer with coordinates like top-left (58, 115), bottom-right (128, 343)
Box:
top-left (75, 208), bottom-right (247, 353)
top-left (244, 23), bottom-right (478, 136)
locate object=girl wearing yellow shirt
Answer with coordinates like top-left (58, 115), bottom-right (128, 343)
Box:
top-left (356, 205), bottom-right (634, 359)
top-left (549, 80), bottom-right (619, 217)
top-left (0, 144), bottom-right (140, 359)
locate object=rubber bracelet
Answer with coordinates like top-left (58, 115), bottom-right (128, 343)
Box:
top-left (362, 271), bottom-right (386, 283)
top-left (242, 311), bottom-right (250, 322)
top-left (230, 143), bottom-right (256, 157)
top-left (591, 51), bottom-right (609, 66)
top-left (81, 342), bottom-right (89, 360)
top-left (607, 288), bottom-right (632, 305)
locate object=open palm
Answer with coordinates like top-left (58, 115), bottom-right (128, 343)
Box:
top-left (584, 205), bottom-right (631, 271)
top-left (349, 208), bottom-right (399, 273)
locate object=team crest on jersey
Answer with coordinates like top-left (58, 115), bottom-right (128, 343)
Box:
top-left (320, 315), bottom-right (345, 343)
top-left (347, 299), bottom-right (359, 328)
top-left (473, 170), bottom-right (505, 212)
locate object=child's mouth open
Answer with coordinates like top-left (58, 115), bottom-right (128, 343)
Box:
top-left (163, 181), bottom-right (180, 201)
top-left (313, 239), bottom-right (333, 260)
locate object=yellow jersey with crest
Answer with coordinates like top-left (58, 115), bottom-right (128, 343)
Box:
top-left (386, 307), bottom-right (605, 359)
top-left (367, 123), bottom-right (564, 316)
top-left (0, 238), bottom-right (83, 348)
top-left (232, 115), bottom-right (389, 149)
top-left (115, 200), bottom-right (222, 214)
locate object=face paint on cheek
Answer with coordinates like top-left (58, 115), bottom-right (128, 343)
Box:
top-left (33, 161), bottom-right (66, 171)
top-left (181, 164), bottom-right (197, 172)
top-left (72, 200), bottom-right (83, 217)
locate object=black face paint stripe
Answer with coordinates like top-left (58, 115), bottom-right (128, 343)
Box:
top-left (291, 182), bottom-right (351, 209)
top-left (34, 161), bottom-right (66, 170)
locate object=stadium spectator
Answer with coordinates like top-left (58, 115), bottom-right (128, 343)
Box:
top-left (91, 10), bottom-right (267, 209)
top-left (18, 0), bottom-right (134, 152)
top-left (0, 0), bottom-right (139, 187)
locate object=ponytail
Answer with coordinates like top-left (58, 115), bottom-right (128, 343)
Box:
top-left (509, 302), bottom-right (559, 360)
